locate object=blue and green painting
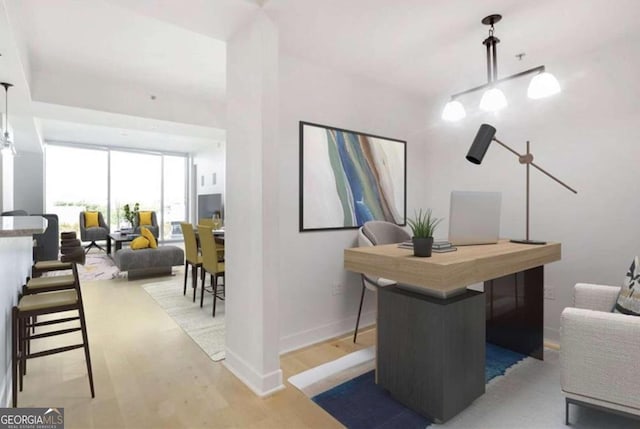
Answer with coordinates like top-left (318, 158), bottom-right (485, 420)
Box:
top-left (302, 123), bottom-right (405, 230)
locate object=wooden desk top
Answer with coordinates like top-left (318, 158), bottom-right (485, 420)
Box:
top-left (344, 240), bottom-right (561, 296)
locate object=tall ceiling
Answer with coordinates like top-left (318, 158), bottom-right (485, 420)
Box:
top-left (1, 0), bottom-right (639, 153)
top-left (265, 0), bottom-right (640, 99)
top-left (11, 0), bottom-right (227, 102)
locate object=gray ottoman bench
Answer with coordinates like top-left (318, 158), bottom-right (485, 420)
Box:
top-left (115, 245), bottom-right (184, 280)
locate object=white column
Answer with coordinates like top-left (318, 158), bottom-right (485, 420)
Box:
top-left (1, 153), bottom-right (14, 212)
top-left (223, 12), bottom-right (283, 396)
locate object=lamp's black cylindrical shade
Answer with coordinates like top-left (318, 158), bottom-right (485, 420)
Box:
top-left (466, 123), bottom-right (496, 164)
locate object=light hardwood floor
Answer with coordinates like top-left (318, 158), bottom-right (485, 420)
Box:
top-left (17, 269), bottom-right (375, 428)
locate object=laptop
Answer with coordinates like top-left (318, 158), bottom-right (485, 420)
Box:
top-left (448, 191), bottom-right (501, 246)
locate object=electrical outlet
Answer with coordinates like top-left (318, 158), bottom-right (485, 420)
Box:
top-left (332, 283), bottom-right (345, 295)
top-left (544, 285), bottom-right (555, 300)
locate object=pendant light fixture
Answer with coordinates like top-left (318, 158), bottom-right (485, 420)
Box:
top-left (1, 82), bottom-right (16, 156)
top-left (441, 14), bottom-right (561, 122)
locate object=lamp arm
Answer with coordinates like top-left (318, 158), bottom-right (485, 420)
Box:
top-left (529, 161), bottom-right (578, 194)
top-left (492, 137), bottom-right (577, 194)
top-left (492, 137), bottom-right (523, 158)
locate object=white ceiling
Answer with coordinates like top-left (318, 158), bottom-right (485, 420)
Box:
top-left (4, 0), bottom-right (640, 154)
top-left (40, 118), bottom-right (221, 153)
top-left (265, 0), bottom-right (640, 99)
top-left (8, 0), bottom-right (229, 103)
top-left (105, 0), bottom-right (263, 41)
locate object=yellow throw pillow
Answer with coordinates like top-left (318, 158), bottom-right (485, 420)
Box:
top-left (84, 211), bottom-right (99, 228)
top-left (139, 211), bottom-right (153, 226)
top-left (140, 226), bottom-right (157, 249)
top-left (130, 236), bottom-right (150, 250)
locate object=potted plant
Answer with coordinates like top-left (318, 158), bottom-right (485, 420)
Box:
top-left (122, 202), bottom-right (139, 232)
top-left (407, 209), bottom-right (442, 257)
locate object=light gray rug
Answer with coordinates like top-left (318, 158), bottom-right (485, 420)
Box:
top-left (436, 350), bottom-right (634, 429)
top-left (292, 348), bottom-right (636, 428)
top-left (142, 280), bottom-right (225, 361)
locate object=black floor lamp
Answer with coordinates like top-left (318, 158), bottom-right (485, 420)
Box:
top-left (466, 123), bottom-right (577, 245)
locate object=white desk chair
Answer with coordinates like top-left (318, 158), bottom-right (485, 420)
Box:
top-left (353, 221), bottom-right (410, 342)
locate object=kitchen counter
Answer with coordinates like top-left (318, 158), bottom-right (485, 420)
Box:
top-left (0, 216), bottom-right (47, 237)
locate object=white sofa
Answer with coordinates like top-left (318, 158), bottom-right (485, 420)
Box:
top-left (560, 283), bottom-right (640, 424)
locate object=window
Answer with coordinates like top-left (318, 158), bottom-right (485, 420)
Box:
top-left (163, 155), bottom-right (186, 239)
top-left (45, 144), bottom-right (188, 242)
top-left (45, 145), bottom-right (108, 235)
top-left (110, 150), bottom-right (162, 232)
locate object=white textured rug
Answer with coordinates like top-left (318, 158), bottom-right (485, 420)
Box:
top-left (45, 250), bottom-right (122, 281)
top-left (142, 280), bottom-right (225, 361)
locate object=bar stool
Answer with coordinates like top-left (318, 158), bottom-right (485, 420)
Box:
top-left (12, 246), bottom-right (94, 407)
top-left (32, 231), bottom-right (78, 278)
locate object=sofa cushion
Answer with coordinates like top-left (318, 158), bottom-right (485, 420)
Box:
top-left (614, 256), bottom-right (640, 316)
top-left (84, 211), bottom-right (99, 228)
top-left (140, 226), bottom-right (157, 249)
top-left (139, 211), bottom-right (153, 226)
top-left (115, 245), bottom-right (184, 271)
top-left (131, 236), bottom-right (150, 250)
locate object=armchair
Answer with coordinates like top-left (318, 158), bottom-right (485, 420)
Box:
top-left (561, 283), bottom-right (640, 424)
top-left (134, 211), bottom-right (159, 239)
top-left (79, 211), bottom-right (109, 253)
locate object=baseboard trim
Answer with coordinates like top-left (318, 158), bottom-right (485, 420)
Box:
top-left (544, 326), bottom-right (560, 348)
top-left (223, 347), bottom-right (284, 397)
top-left (279, 310), bottom-right (376, 355)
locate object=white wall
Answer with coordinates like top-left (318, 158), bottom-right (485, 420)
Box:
top-left (277, 53), bottom-right (431, 352)
top-left (194, 141), bottom-right (226, 210)
top-left (13, 150), bottom-right (43, 214)
top-left (421, 37), bottom-right (640, 343)
top-left (0, 236), bottom-right (35, 406)
top-left (0, 154), bottom-right (13, 212)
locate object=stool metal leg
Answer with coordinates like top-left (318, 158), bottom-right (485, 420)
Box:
top-left (353, 277), bottom-right (367, 343)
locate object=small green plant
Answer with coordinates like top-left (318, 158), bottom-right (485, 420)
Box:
top-left (122, 202), bottom-right (140, 226)
top-left (407, 209), bottom-right (442, 238)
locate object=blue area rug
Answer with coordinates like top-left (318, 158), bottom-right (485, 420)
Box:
top-left (312, 343), bottom-right (526, 429)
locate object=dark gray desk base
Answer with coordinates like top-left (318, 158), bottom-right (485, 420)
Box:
top-left (378, 287), bottom-right (485, 423)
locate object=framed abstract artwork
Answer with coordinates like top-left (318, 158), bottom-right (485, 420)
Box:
top-left (299, 121), bottom-right (406, 232)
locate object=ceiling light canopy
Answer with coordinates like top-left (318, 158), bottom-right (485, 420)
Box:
top-left (442, 14), bottom-right (560, 122)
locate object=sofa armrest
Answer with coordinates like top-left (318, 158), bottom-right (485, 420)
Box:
top-left (560, 307), bottom-right (640, 410)
top-left (574, 283), bottom-right (620, 312)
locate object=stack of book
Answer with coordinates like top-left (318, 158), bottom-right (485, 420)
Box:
top-left (397, 240), bottom-right (457, 253)
top-left (432, 241), bottom-right (457, 253)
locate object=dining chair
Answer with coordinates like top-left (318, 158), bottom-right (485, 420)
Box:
top-left (180, 223), bottom-right (202, 302)
top-left (197, 225), bottom-right (225, 317)
top-left (353, 221), bottom-right (410, 342)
